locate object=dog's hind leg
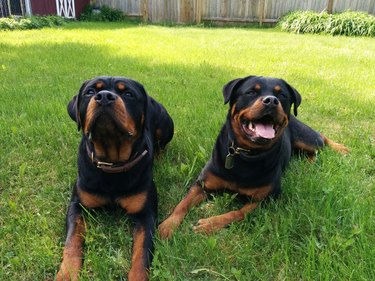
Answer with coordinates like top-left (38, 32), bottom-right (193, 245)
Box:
top-left (321, 134), bottom-right (349, 154)
top-left (289, 115), bottom-right (348, 160)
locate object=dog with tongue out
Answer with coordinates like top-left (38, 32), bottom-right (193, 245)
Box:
top-left (159, 75), bottom-right (349, 238)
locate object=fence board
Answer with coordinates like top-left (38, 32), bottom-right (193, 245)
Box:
top-left (334, 0), bottom-right (375, 14)
top-left (95, 0), bottom-right (140, 16)
top-left (94, 0), bottom-right (375, 24)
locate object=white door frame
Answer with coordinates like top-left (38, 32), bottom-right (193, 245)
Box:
top-left (56, 0), bottom-right (75, 18)
top-left (24, 0), bottom-right (31, 16)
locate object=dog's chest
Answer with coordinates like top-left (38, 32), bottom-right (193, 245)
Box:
top-left (77, 187), bottom-right (147, 214)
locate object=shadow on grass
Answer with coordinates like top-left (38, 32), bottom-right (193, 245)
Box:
top-left (61, 20), bottom-right (142, 30)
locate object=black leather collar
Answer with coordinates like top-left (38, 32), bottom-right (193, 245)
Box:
top-left (85, 142), bottom-right (148, 174)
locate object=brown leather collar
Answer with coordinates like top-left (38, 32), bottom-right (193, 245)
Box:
top-left (86, 144), bottom-right (148, 174)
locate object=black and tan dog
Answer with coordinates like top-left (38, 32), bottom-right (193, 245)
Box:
top-left (56, 76), bottom-right (173, 281)
top-left (159, 75), bottom-right (348, 238)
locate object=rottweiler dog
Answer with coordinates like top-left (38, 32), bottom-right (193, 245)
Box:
top-left (159, 75), bottom-right (348, 238)
top-left (56, 76), bottom-right (173, 281)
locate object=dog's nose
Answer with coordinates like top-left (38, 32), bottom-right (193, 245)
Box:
top-left (95, 91), bottom-right (117, 105)
top-left (262, 96), bottom-right (279, 107)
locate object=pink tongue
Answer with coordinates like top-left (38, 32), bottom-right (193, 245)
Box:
top-left (252, 123), bottom-right (275, 139)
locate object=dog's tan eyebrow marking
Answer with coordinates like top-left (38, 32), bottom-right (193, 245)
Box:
top-left (254, 83), bottom-right (261, 91)
top-left (117, 82), bottom-right (126, 91)
top-left (274, 85), bottom-right (282, 92)
top-left (95, 81), bottom-right (104, 89)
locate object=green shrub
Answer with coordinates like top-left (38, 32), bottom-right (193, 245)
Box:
top-left (79, 4), bottom-right (126, 22)
top-left (0, 17), bottom-right (17, 30)
top-left (279, 10), bottom-right (375, 37)
top-left (0, 16), bottom-right (65, 31)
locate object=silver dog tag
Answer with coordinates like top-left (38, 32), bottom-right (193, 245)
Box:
top-left (225, 153), bottom-right (234, 169)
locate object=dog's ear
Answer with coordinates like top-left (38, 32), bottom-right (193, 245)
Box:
top-left (130, 79), bottom-right (148, 110)
top-left (67, 80), bottom-right (89, 131)
top-left (67, 95), bottom-right (78, 122)
top-left (283, 80), bottom-right (302, 116)
top-left (129, 79), bottom-right (150, 131)
top-left (222, 78), bottom-right (244, 104)
top-left (222, 75), bottom-right (255, 104)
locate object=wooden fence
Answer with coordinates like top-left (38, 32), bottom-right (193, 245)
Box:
top-left (93, 0), bottom-right (375, 24)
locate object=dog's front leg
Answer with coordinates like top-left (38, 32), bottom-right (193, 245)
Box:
top-left (158, 183), bottom-right (207, 239)
top-left (193, 202), bottom-right (259, 234)
top-left (128, 213), bottom-right (156, 281)
top-left (56, 193), bottom-right (86, 281)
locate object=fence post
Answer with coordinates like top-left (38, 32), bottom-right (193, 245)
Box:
top-left (221, 0), bottom-right (227, 18)
top-left (142, 0), bottom-right (149, 22)
top-left (181, 0), bottom-right (187, 23)
top-left (258, 0), bottom-right (265, 25)
top-left (327, 0), bottom-right (334, 14)
top-left (195, 0), bottom-right (202, 24)
top-left (369, 1), bottom-right (375, 15)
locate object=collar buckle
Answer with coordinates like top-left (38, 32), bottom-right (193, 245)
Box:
top-left (228, 141), bottom-right (251, 155)
top-left (228, 142), bottom-right (238, 156)
top-left (96, 161), bottom-right (114, 168)
top-left (90, 152), bottom-right (115, 168)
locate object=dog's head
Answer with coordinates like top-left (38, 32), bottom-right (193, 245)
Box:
top-left (223, 76), bottom-right (301, 149)
top-left (68, 76), bottom-right (148, 162)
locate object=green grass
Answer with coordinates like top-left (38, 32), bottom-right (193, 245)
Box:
top-left (0, 22), bottom-right (374, 280)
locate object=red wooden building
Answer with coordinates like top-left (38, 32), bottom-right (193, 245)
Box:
top-left (0, 0), bottom-right (90, 18)
top-left (31, 0), bottom-right (90, 18)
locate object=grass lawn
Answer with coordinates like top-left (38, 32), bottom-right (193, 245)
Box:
top-left (0, 21), bottom-right (374, 280)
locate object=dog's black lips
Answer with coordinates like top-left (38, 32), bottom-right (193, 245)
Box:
top-left (86, 109), bottom-right (131, 140)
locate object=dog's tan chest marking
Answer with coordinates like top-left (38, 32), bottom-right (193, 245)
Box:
top-left (118, 192), bottom-right (147, 214)
top-left (78, 188), bottom-right (110, 208)
top-left (203, 171), bottom-right (272, 200)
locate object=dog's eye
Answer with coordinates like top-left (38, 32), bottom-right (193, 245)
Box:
top-left (86, 89), bottom-right (95, 96)
top-left (246, 91), bottom-right (257, 96)
top-left (123, 91), bottom-right (134, 98)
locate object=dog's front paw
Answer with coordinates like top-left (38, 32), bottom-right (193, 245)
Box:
top-left (56, 263), bottom-right (78, 281)
top-left (192, 217), bottom-right (224, 235)
top-left (158, 216), bottom-right (181, 239)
